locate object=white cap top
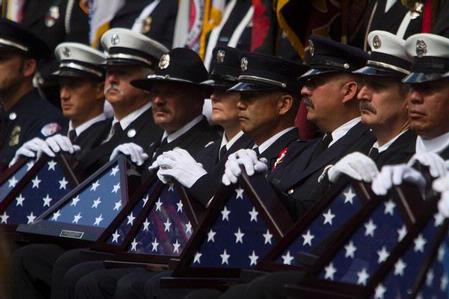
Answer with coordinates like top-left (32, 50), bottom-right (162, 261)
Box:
top-left (368, 30), bottom-right (410, 61)
top-left (405, 33), bottom-right (449, 58)
top-left (55, 42), bottom-right (106, 64)
top-left (101, 28), bottom-right (168, 64)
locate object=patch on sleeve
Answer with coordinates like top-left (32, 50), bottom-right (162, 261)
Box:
top-left (41, 123), bottom-right (62, 137)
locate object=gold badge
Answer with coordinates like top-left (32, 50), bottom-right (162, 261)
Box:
top-left (372, 35), bottom-right (381, 49)
top-left (111, 34), bottom-right (120, 46)
top-left (416, 40), bottom-right (427, 57)
top-left (241, 57), bottom-right (248, 71)
top-left (9, 126), bottom-right (21, 146)
top-left (159, 54), bottom-right (170, 70)
top-left (62, 47), bottom-right (71, 57)
top-left (216, 50), bottom-right (225, 63)
top-left (308, 40), bottom-right (314, 56)
top-left (142, 17), bottom-right (152, 34)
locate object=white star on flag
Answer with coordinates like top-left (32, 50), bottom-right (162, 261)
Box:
top-left (47, 160), bottom-right (57, 171)
top-left (31, 176), bottom-right (41, 189)
top-left (234, 228), bottom-right (245, 244)
top-left (59, 177), bottom-right (68, 190)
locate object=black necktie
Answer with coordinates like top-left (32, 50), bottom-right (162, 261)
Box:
top-left (0, 103), bottom-right (5, 150)
top-left (253, 147), bottom-right (260, 157)
top-left (68, 130), bottom-right (77, 143)
top-left (310, 134), bottom-right (333, 162)
top-left (153, 138), bottom-right (168, 159)
top-left (219, 146), bottom-right (227, 161)
top-left (368, 147), bottom-right (380, 161)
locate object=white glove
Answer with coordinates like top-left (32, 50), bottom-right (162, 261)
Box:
top-left (437, 191), bottom-right (449, 218)
top-left (110, 143), bottom-right (148, 166)
top-left (371, 164), bottom-right (426, 196)
top-left (9, 137), bottom-right (55, 167)
top-left (222, 149), bottom-right (268, 186)
top-left (433, 174), bottom-right (449, 193)
top-left (152, 148), bottom-right (207, 188)
top-left (407, 152), bottom-right (447, 178)
top-left (327, 152), bottom-right (379, 183)
top-left (45, 134), bottom-right (80, 155)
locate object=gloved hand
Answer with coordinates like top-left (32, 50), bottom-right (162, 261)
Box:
top-left (433, 174), bottom-right (449, 193)
top-left (110, 143), bottom-right (148, 166)
top-left (9, 137), bottom-right (54, 167)
top-left (152, 148), bottom-right (207, 188)
top-left (222, 149), bottom-right (268, 186)
top-left (407, 152), bottom-right (447, 178)
top-left (437, 191), bottom-right (449, 218)
top-left (371, 164), bottom-right (426, 196)
top-left (45, 134), bottom-right (80, 155)
top-left (327, 152), bottom-right (379, 183)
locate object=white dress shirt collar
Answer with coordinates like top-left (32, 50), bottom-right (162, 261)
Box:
top-left (415, 131), bottom-right (449, 154)
top-left (68, 113), bottom-right (107, 137)
top-left (162, 115), bottom-right (204, 143)
top-left (257, 127), bottom-right (295, 154)
top-left (112, 102), bottom-right (152, 131)
top-left (329, 117), bottom-right (361, 147)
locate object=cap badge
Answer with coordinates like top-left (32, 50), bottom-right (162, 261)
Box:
top-left (372, 35), bottom-right (381, 49)
top-left (308, 40), bottom-right (314, 56)
top-left (111, 34), bottom-right (120, 46)
top-left (217, 50), bottom-right (225, 64)
top-left (45, 6), bottom-right (60, 27)
top-left (416, 40), bottom-right (427, 57)
top-left (159, 54), bottom-right (170, 70)
top-left (241, 57), bottom-right (248, 71)
top-left (62, 47), bottom-right (71, 58)
top-left (142, 17), bottom-right (152, 34)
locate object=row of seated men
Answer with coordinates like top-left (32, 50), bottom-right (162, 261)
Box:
top-left (0, 16), bottom-right (447, 299)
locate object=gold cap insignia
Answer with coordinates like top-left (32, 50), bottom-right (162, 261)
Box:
top-left (142, 17), bottom-right (152, 34)
top-left (308, 40), bottom-right (314, 56)
top-left (416, 40), bottom-right (427, 57)
top-left (217, 50), bottom-right (225, 63)
top-left (241, 57), bottom-right (248, 71)
top-left (159, 54), bottom-right (170, 70)
top-left (9, 126), bottom-right (21, 146)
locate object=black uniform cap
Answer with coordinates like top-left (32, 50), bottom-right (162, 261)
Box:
top-left (300, 35), bottom-right (368, 79)
top-left (228, 52), bottom-right (308, 94)
top-left (0, 18), bottom-right (50, 60)
top-left (131, 48), bottom-right (209, 90)
top-left (201, 46), bottom-right (242, 89)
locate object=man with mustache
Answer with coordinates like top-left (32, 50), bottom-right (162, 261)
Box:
top-left (10, 29), bottom-right (168, 299)
top-left (105, 51), bottom-right (307, 299)
top-left (75, 28), bottom-right (167, 177)
top-left (52, 47), bottom-right (220, 299)
top-left (324, 31), bottom-right (417, 184)
top-left (152, 46), bottom-right (253, 206)
top-left (201, 36), bottom-right (375, 299)
top-left (9, 42), bottom-right (110, 167)
top-left (372, 33), bottom-right (449, 196)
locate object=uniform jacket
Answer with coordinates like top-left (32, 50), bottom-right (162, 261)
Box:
top-left (188, 132), bottom-right (254, 206)
top-left (0, 89), bottom-right (66, 168)
top-left (269, 122), bottom-right (376, 220)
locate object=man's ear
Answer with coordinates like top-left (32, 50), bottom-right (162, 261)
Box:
top-left (278, 93), bottom-right (293, 115)
top-left (341, 80), bottom-right (359, 104)
top-left (95, 81), bottom-right (105, 101)
top-left (21, 58), bottom-right (37, 78)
